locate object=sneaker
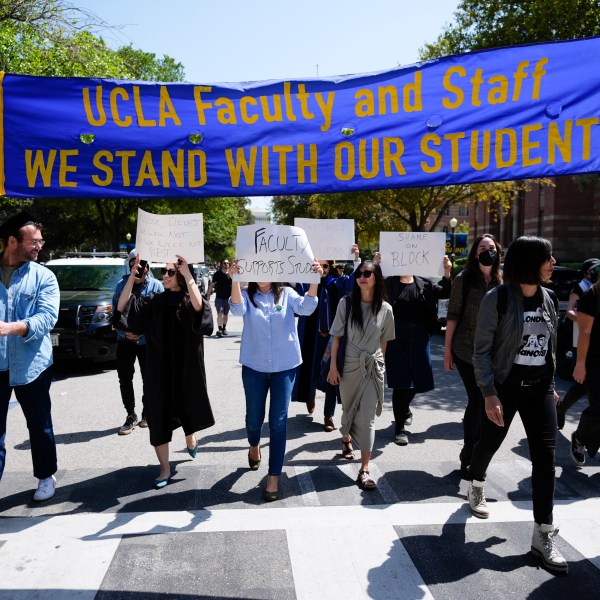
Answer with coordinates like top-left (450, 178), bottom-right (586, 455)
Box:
top-left (467, 480), bottom-right (489, 519)
top-left (531, 523), bottom-right (568, 573)
top-left (394, 430), bottom-right (408, 446)
top-left (138, 417), bottom-right (149, 428)
top-left (404, 412), bottom-right (413, 427)
top-left (570, 433), bottom-right (585, 466)
top-left (33, 475), bottom-right (56, 502)
top-left (216, 330), bottom-right (222, 338)
top-left (118, 413), bottom-right (138, 435)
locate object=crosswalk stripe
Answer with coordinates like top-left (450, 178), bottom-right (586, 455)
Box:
top-left (294, 465), bottom-right (321, 506)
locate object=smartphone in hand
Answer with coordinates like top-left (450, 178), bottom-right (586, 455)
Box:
top-left (135, 259), bottom-right (148, 279)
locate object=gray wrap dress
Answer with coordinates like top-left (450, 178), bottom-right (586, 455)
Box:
top-left (330, 299), bottom-right (395, 451)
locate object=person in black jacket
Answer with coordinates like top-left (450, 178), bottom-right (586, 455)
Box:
top-left (117, 254), bottom-right (215, 489)
top-left (383, 256), bottom-right (452, 445)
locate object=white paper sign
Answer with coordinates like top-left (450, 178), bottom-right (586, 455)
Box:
top-left (135, 209), bottom-right (204, 263)
top-left (379, 231), bottom-right (447, 278)
top-left (294, 218), bottom-right (355, 260)
top-left (235, 224), bottom-right (319, 283)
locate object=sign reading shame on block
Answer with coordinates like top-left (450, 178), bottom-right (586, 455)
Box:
top-left (379, 231), bottom-right (446, 278)
top-left (294, 218), bottom-right (355, 260)
top-left (235, 224), bottom-right (319, 283)
top-left (135, 208), bottom-right (204, 263)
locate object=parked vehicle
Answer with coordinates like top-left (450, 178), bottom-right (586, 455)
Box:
top-left (45, 256), bottom-right (125, 362)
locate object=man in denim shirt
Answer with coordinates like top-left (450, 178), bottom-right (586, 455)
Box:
top-left (0, 213), bottom-right (59, 502)
top-left (112, 250), bottom-right (163, 434)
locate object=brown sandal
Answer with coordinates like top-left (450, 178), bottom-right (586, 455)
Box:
top-left (357, 469), bottom-right (376, 490)
top-left (342, 439), bottom-right (355, 460)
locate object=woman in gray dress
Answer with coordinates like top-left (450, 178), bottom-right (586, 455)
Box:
top-left (327, 260), bottom-right (395, 490)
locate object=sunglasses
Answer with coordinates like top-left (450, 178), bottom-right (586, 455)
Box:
top-left (161, 268), bottom-right (178, 277)
top-left (321, 264), bottom-right (329, 269)
top-left (357, 270), bottom-right (373, 279)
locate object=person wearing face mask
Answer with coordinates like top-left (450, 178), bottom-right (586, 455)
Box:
top-left (444, 234), bottom-right (503, 478)
top-left (556, 258), bottom-right (600, 429)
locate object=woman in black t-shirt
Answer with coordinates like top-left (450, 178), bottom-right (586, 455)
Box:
top-left (571, 281), bottom-right (600, 464)
top-left (383, 256), bottom-right (452, 445)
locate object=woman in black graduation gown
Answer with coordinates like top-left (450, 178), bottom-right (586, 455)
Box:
top-left (117, 254), bottom-right (214, 489)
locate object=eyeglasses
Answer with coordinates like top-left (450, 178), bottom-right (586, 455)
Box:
top-left (222, 262), bottom-right (230, 265)
top-left (321, 264), bottom-right (329, 269)
top-left (336, 265), bottom-right (344, 269)
top-left (22, 239), bottom-right (45, 248)
top-left (161, 268), bottom-right (178, 277)
top-left (357, 270), bottom-right (373, 279)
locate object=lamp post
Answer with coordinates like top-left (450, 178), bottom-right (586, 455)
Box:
top-left (125, 232), bottom-right (132, 253)
top-left (449, 217), bottom-right (458, 272)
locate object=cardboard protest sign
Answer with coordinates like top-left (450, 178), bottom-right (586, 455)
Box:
top-left (135, 208), bottom-right (204, 263)
top-left (235, 224), bottom-right (318, 283)
top-left (294, 218), bottom-right (355, 260)
top-left (379, 231), bottom-right (446, 278)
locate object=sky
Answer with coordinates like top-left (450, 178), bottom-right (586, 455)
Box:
top-left (75, 0), bottom-right (461, 209)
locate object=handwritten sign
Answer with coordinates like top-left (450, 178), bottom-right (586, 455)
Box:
top-left (379, 231), bottom-right (446, 278)
top-left (235, 224), bottom-right (318, 283)
top-left (294, 218), bottom-right (355, 260)
top-left (135, 208), bottom-right (204, 263)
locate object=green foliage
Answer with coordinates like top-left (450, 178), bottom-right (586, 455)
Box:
top-left (420, 0), bottom-right (600, 59)
top-left (273, 180), bottom-right (537, 251)
top-left (20, 197), bottom-right (253, 259)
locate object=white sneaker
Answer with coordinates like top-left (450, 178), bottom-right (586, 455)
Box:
top-left (467, 480), bottom-right (489, 519)
top-left (33, 475), bottom-right (56, 501)
top-left (531, 523), bottom-right (568, 573)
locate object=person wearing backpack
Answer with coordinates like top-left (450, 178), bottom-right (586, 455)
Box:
top-left (570, 278), bottom-right (600, 466)
top-left (444, 234), bottom-right (503, 477)
top-left (556, 257), bottom-right (600, 428)
top-left (468, 236), bottom-right (568, 574)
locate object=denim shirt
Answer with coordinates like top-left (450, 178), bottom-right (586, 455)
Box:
top-left (0, 259), bottom-right (60, 385)
top-left (229, 286), bottom-right (318, 373)
top-left (112, 275), bottom-right (164, 345)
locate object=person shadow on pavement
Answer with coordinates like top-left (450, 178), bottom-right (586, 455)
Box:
top-left (367, 507), bottom-right (562, 600)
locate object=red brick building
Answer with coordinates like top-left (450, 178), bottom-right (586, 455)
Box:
top-left (441, 176), bottom-right (600, 262)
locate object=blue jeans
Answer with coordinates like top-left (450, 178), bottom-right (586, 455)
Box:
top-left (242, 366), bottom-right (295, 476)
top-left (0, 367), bottom-right (56, 481)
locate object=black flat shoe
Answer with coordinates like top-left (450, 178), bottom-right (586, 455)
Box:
top-left (263, 489), bottom-right (279, 502)
top-left (248, 450), bottom-right (261, 470)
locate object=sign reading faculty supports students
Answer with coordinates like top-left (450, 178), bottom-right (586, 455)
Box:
top-left (135, 209), bottom-right (204, 263)
top-left (379, 231), bottom-right (446, 278)
top-left (234, 224), bottom-right (318, 283)
top-left (3, 36), bottom-right (600, 198)
top-left (294, 218), bottom-right (355, 260)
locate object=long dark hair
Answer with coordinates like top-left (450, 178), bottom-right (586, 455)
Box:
top-left (503, 236), bottom-right (553, 285)
top-left (173, 264), bottom-right (196, 321)
top-left (350, 260), bottom-right (387, 330)
top-left (463, 233), bottom-right (503, 286)
top-left (247, 282), bottom-right (283, 307)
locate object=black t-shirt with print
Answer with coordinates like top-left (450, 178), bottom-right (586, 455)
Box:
top-left (504, 291), bottom-right (553, 384)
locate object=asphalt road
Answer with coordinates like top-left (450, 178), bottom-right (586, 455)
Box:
top-left (1, 314), bottom-right (600, 599)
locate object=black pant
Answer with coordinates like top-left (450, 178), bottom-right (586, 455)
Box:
top-left (0, 367), bottom-right (56, 481)
top-left (392, 389), bottom-right (415, 433)
top-left (116, 340), bottom-right (147, 417)
top-left (575, 365), bottom-right (600, 457)
top-left (453, 353), bottom-right (484, 465)
top-left (470, 378), bottom-right (556, 525)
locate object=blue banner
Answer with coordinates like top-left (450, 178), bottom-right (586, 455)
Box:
top-left (1, 36), bottom-right (600, 198)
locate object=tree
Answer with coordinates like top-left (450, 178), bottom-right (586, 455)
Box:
top-left (22, 197), bottom-right (253, 259)
top-left (420, 0), bottom-right (600, 59)
top-left (273, 180), bottom-right (532, 250)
